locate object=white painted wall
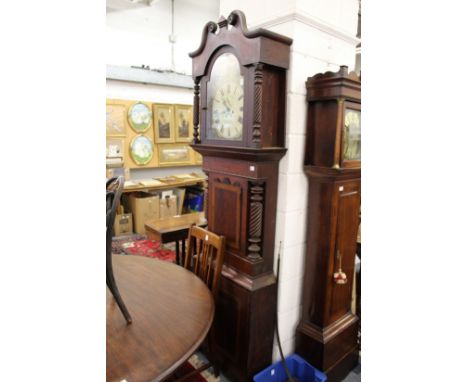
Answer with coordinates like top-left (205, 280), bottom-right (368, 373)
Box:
top-left (106, 0), bottom-right (219, 74)
top-left (219, 0), bottom-right (360, 363)
top-left (106, 1), bottom-right (219, 179)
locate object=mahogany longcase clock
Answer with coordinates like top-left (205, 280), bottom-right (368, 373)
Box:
top-left (189, 10), bottom-right (292, 382)
top-left (295, 66), bottom-right (361, 382)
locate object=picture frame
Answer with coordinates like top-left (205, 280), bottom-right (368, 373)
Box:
top-left (158, 144), bottom-right (193, 167)
top-left (193, 151), bottom-right (203, 165)
top-left (189, 147), bottom-right (203, 165)
top-left (106, 102), bottom-right (127, 137)
top-left (106, 137), bottom-right (124, 157)
top-left (153, 103), bottom-right (175, 143)
top-left (127, 102), bottom-right (152, 133)
top-left (174, 104), bottom-right (193, 143)
top-left (130, 135), bottom-right (154, 166)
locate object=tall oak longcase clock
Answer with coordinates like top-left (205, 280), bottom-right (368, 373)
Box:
top-left (296, 66), bottom-right (361, 382)
top-left (189, 10), bottom-right (292, 382)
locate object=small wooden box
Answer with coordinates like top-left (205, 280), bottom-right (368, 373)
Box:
top-left (159, 195), bottom-right (178, 218)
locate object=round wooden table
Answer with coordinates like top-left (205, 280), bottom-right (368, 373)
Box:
top-left (107, 255), bottom-right (214, 382)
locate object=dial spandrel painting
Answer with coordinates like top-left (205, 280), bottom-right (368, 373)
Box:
top-left (343, 109), bottom-right (361, 161)
top-left (130, 135), bottom-right (154, 165)
top-left (128, 102), bottom-right (152, 133)
top-left (207, 53), bottom-right (244, 141)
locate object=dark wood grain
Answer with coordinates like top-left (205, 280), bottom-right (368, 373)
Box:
top-left (184, 226), bottom-right (226, 299)
top-left (145, 213), bottom-right (207, 264)
top-left (145, 212), bottom-right (207, 241)
top-left (303, 66), bottom-right (361, 169)
top-left (296, 67), bottom-right (361, 382)
top-left (107, 255), bottom-right (214, 382)
top-left (189, 10), bottom-right (291, 381)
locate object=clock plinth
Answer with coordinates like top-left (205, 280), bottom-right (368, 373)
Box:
top-left (190, 10), bottom-right (292, 382)
top-left (296, 67), bottom-right (361, 382)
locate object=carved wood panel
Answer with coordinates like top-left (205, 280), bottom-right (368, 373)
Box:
top-left (247, 181), bottom-right (265, 260)
top-left (210, 177), bottom-right (243, 251)
top-left (252, 63), bottom-right (263, 147)
top-left (192, 77), bottom-right (201, 143)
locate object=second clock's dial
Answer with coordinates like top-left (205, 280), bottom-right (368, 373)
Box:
top-left (212, 83), bottom-right (244, 139)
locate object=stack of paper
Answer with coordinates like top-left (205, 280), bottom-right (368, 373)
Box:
top-left (124, 180), bottom-right (139, 188)
top-left (139, 179), bottom-right (164, 187)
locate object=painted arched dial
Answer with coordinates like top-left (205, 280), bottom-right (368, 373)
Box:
top-left (343, 108), bottom-right (361, 161)
top-left (207, 53), bottom-right (244, 141)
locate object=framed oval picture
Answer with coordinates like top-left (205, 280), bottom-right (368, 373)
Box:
top-left (128, 102), bottom-right (152, 133)
top-left (130, 135), bottom-right (154, 165)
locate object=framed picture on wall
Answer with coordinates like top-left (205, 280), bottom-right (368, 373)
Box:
top-left (193, 150), bottom-right (203, 165)
top-left (127, 102), bottom-right (152, 133)
top-left (174, 105), bottom-right (193, 143)
top-left (106, 138), bottom-right (124, 157)
top-left (188, 147), bottom-right (203, 165)
top-left (158, 144), bottom-right (193, 166)
top-left (106, 103), bottom-right (127, 137)
top-left (153, 103), bottom-right (175, 143)
top-left (130, 135), bottom-right (154, 165)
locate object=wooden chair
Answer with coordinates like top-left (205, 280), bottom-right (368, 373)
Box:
top-left (106, 176), bottom-right (132, 324)
top-left (172, 226), bottom-right (226, 381)
top-left (184, 225), bottom-right (225, 298)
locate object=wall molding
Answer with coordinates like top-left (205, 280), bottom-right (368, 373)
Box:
top-left (253, 8), bottom-right (360, 46)
top-left (106, 65), bottom-right (193, 89)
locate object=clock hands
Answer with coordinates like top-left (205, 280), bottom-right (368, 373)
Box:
top-left (211, 83), bottom-right (243, 140)
top-left (222, 99), bottom-right (231, 112)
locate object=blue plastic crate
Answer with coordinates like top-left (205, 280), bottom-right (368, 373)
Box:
top-left (183, 191), bottom-right (204, 213)
top-left (253, 354), bottom-right (327, 382)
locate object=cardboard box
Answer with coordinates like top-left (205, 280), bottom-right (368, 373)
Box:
top-left (113, 213), bottom-right (133, 236)
top-left (159, 195), bottom-right (177, 218)
top-left (172, 188), bottom-right (186, 215)
top-left (125, 192), bottom-right (160, 234)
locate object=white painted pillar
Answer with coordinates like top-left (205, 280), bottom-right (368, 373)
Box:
top-left (219, 0), bottom-right (360, 362)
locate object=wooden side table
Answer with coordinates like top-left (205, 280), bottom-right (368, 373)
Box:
top-left (145, 212), bottom-right (207, 265)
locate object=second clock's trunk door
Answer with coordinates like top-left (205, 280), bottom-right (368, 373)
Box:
top-left (328, 180), bottom-right (360, 323)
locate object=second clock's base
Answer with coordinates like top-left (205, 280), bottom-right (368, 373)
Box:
top-left (296, 312), bottom-right (359, 382)
top-left (324, 346), bottom-right (359, 382)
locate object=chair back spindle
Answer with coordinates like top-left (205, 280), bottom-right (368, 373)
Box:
top-left (173, 226), bottom-right (225, 381)
top-left (184, 226), bottom-right (225, 298)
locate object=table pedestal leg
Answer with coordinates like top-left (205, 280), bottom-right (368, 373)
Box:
top-left (181, 239), bottom-right (186, 266)
top-left (175, 241), bottom-right (180, 265)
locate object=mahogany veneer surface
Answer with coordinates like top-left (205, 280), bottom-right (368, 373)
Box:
top-left (107, 255), bottom-right (214, 382)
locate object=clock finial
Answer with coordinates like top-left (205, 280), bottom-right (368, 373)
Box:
top-left (218, 15), bottom-right (228, 29)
